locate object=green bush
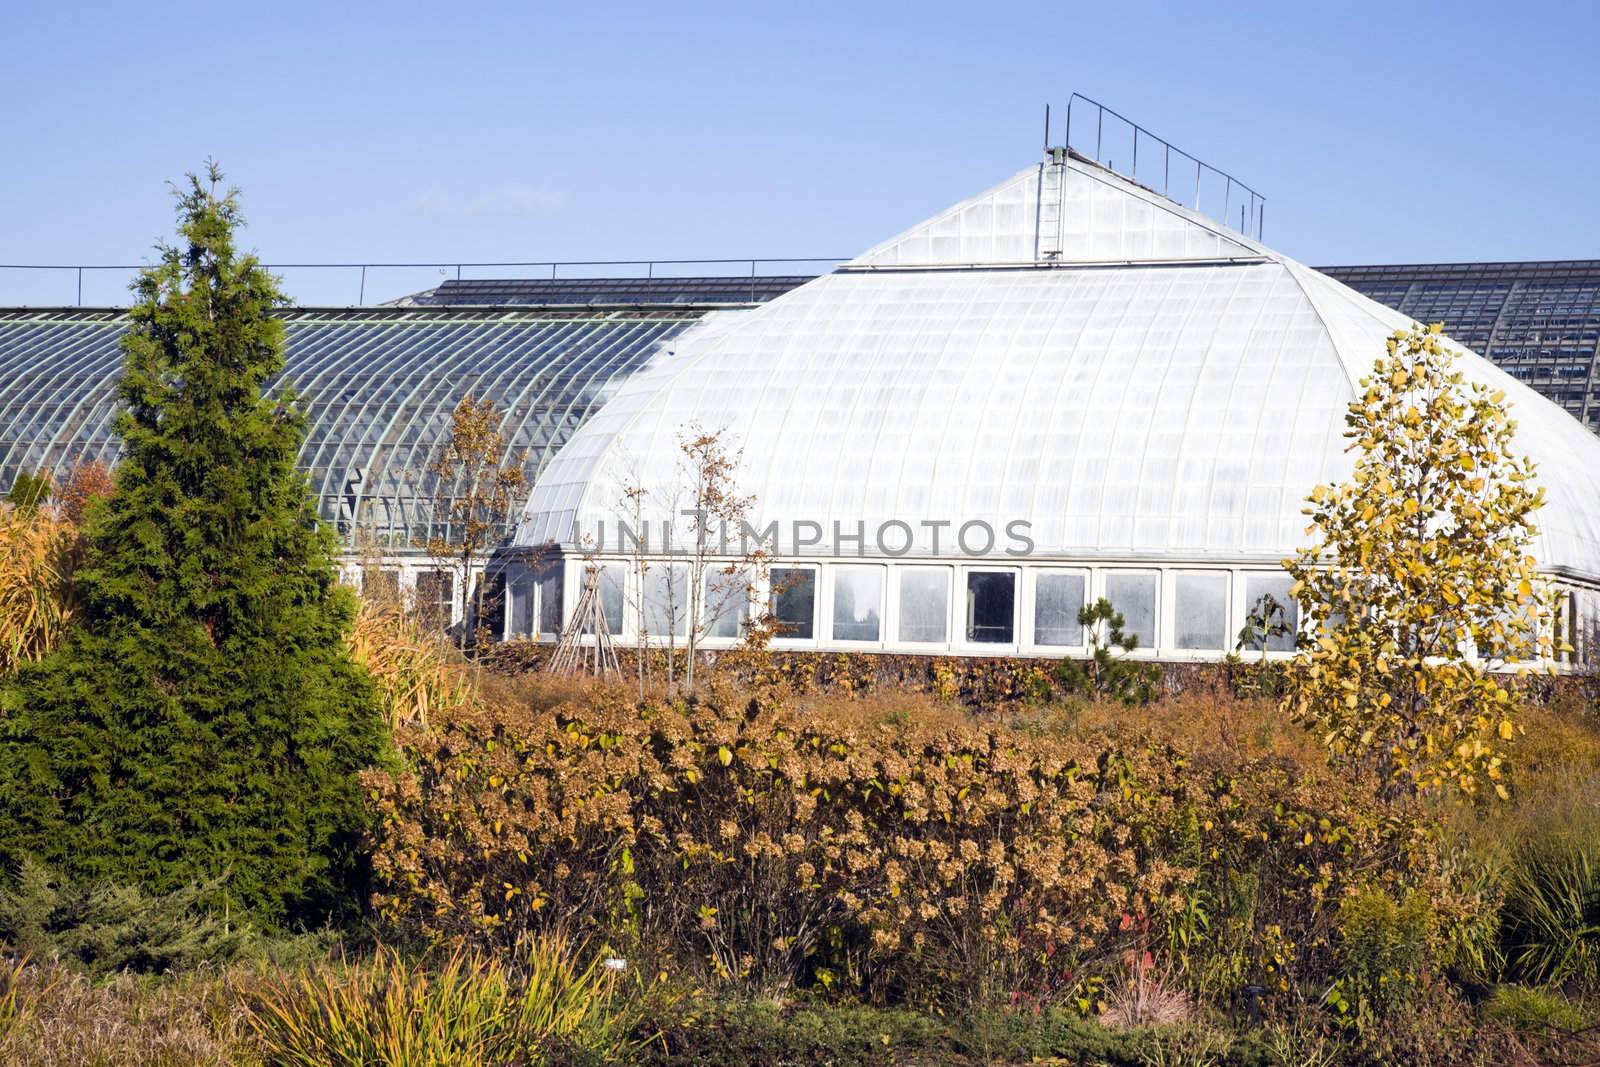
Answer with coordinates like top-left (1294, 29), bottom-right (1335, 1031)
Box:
top-left (1481, 983), bottom-right (1592, 1033)
top-left (247, 934), bottom-right (641, 1066)
top-left (1499, 805), bottom-right (1600, 990)
top-left (0, 858), bottom-right (255, 978)
top-left (1327, 888), bottom-right (1434, 1028)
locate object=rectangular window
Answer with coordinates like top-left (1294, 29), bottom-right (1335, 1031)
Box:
top-left (771, 567), bottom-right (816, 640)
top-left (415, 569), bottom-right (453, 632)
top-left (898, 567), bottom-right (949, 643)
top-left (361, 566), bottom-right (401, 608)
top-left (965, 571), bottom-right (1016, 644)
top-left (831, 566), bottom-right (883, 642)
top-left (507, 566), bottom-right (533, 637)
top-left (1034, 572), bottom-right (1086, 646)
top-left (579, 562), bottom-right (626, 636)
top-left (706, 566), bottom-right (752, 639)
top-left (642, 564), bottom-right (688, 638)
top-left (1241, 574), bottom-right (1298, 652)
top-left (1104, 572), bottom-right (1157, 650)
top-left (1174, 572), bottom-right (1228, 651)
top-left (536, 563), bottom-right (564, 637)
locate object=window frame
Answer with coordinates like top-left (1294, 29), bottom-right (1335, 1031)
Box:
top-left (827, 563), bottom-right (886, 646)
top-left (959, 565), bottom-right (1020, 650)
top-left (893, 564), bottom-right (954, 648)
top-left (1024, 567), bottom-right (1090, 652)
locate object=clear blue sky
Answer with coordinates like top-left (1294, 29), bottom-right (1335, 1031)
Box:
top-left (5, 0), bottom-right (1597, 305)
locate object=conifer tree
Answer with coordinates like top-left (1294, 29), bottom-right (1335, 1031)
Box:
top-left (0, 165), bottom-right (388, 927)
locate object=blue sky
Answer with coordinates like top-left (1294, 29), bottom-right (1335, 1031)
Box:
top-left (5, 1), bottom-right (1598, 305)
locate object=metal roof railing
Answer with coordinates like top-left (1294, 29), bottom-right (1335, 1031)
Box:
top-left (1048, 94), bottom-right (1266, 241)
top-left (0, 257), bottom-right (849, 308)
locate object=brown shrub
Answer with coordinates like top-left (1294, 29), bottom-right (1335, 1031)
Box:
top-left (362, 675), bottom-right (1439, 1008)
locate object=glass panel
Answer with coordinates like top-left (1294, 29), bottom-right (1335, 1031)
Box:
top-left (642, 563), bottom-right (688, 638)
top-left (361, 566), bottom-right (401, 609)
top-left (898, 568), bottom-right (949, 643)
top-left (832, 566), bottom-right (883, 642)
top-left (706, 566), bottom-right (752, 639)
top-left (1241, 574), bottom-right (1298, 652)
top-left (1174, 572), bottom-right (1228, 650)
top-left (415, 569), bottom-right (454, 631)
top-left (1104, 572), bottom-right (1156, 650)
top-left (771, 567), bottom-right (815, 640)
top-left (537, 564), bottom-right (563, 637)
top-left (507, 566), bottom-right (532, 637)
top-left (579, 562), bottom-right (626, 636)
top-left (1034, 572), bottom-right (1085, 646)
top-left (965, 571), bottom-right (1015, 643)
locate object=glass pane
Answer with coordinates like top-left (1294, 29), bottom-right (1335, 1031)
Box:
top-left (832, 566), bottom-right (882, 642)
top-left (1242, 574), bottom-right (1298, 652)
top-left (1175, 572), bottom-right (1228, 650)
top-left (579, 562), bottom-right (626, 636)
top-left (507, 566), bottom-right (533, 637)
top-left (898, 568), bottom-right (949, 643)
top-left (643, 564), bottom-right (688, 638)
top-left (965, 571), bottom-right (1015, 643)
top-left (361, 566), bottom-right (401, 608)
top-left (1034, 572), bottom-right (1085, 646)
top-left (537, 564), bottom-right (563, 637)
top-left (772, 567), bottom-right (815, 640)
top-left (1104, 572), bottom-right (1156, 650)
top-left (706, 566), bottom-right (752, 638)
top-left (416, 569), bottom-right (453, 631)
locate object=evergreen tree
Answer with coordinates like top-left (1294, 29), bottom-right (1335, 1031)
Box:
top-left (0, 165), bottom-right (388, 928)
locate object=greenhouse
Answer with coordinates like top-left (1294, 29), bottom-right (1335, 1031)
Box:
top-left (510, 148), bottom-right (1600, 661)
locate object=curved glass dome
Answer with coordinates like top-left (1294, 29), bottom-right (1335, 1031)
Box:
top-left (513, 152), bottom-right (1600, 656)
top-left (520, 154), bottom-right (1600, 577)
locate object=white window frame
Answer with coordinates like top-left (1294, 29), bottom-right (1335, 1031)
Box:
top-left (959, 565), bottom-right (1020, 652)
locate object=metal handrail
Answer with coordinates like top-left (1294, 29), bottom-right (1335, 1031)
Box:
top-left (1049, 94), bottom-right (1266, 241)
top-left (0, 257), bottom-right (848, 307)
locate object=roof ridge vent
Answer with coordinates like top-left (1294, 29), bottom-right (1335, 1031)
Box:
top-left (1044, 95), bottom-right (1266, 241)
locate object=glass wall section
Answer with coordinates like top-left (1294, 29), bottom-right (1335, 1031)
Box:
top-left (1034, 571), bottom-right (1086, 646)
top-left (361, 566), bottom-right (401, 608)
top-left (831, 566), bottom-right (883, 642)
top-left (577, 562), bottom-right (626, 636)
top-left (507, 565), bottom-right (533, 637)
top-left (965, 570), bottom-right (1015, 644)
top-left (1241, 574), bottom-right (1298, 652)
top-left (771, 567), bottom-right (816, 640)
top-left (1174, 572), bottom-right (1228, 650)
top-left (643, 564), bottom-right (688, 638)
top-left (416, 570), bottom-right (454, 631)
top-left (1104, 572), bottom-right (1157, 650)
top-left (706, 567), bottom-right (752, 638)
top-left (898, 567), bottom-right (949, 643)
top-left (536, 563), bottom-right (564, 637)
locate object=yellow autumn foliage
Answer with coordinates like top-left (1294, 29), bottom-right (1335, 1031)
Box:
top-left (0, 504), bottom-right (79, 676)
top-left (1285, 323), bottom-right (1552, 800)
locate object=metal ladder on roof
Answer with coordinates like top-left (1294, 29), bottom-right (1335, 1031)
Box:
top-left (1035, 149), bottom-right (1069, 261)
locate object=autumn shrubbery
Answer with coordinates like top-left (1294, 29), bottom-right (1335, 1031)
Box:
top-left (360, 675), bottom-right (1454, 1020)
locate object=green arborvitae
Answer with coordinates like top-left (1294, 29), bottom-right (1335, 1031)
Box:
top-left (0, 164), bottom-right (388, 929)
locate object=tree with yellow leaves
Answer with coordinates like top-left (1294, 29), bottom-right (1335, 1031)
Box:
top-left (1284, 323), bottom-right (1554, 801)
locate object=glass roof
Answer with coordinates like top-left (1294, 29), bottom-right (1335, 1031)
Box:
top-left (0, 306), bottom-right (725, 548)
top-left (520, 156), bottom-right (1600, 581)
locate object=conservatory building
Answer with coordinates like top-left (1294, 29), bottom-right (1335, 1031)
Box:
top-left (508, 148), bottom-right (1600, 661)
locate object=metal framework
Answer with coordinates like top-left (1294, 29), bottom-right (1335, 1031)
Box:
top-left (1323, 260), bottom-right (1600, 431)
top-left (0, 293), bottom-right (783, 549)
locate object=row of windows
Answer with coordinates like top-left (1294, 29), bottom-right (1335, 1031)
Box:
top-left (506, 558), bottom-right (1303, 657)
